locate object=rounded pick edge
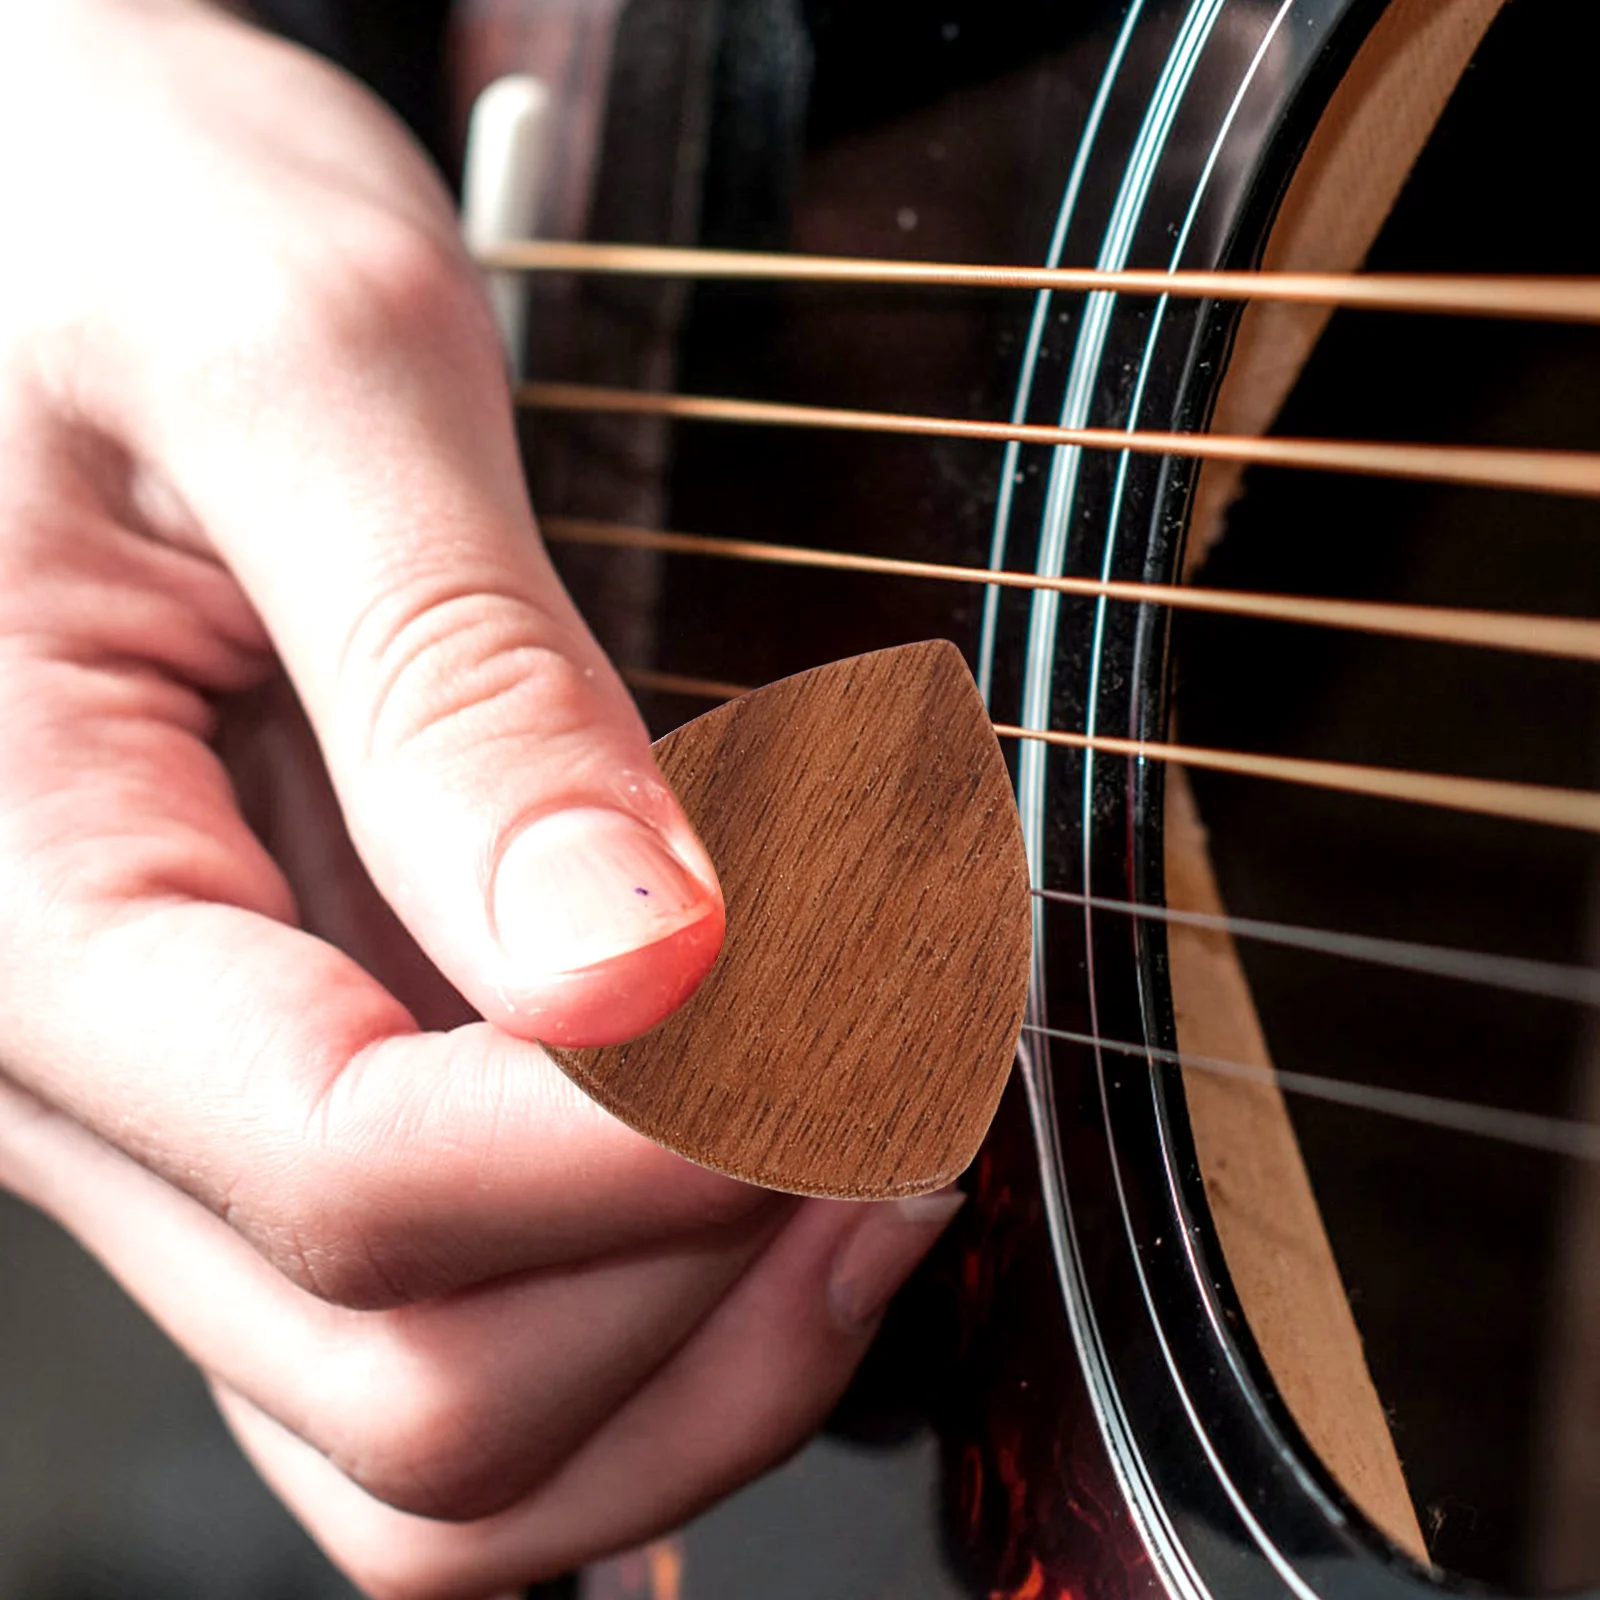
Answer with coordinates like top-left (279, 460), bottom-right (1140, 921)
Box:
top-left (538, 638), bottom-right (1035, 1200)
top-left (546, 1021), bottom-right (1028, 1200)
top-left (544, 1049), bottom-right (1017, 1203)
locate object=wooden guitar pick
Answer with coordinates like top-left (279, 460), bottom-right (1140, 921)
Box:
top-left (545, 639), bottom-right (1032, 1199)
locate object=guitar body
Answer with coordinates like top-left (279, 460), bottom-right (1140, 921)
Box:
top-left (447, 1), bottom-right (1600, 1596)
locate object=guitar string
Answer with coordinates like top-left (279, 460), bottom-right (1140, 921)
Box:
top-left (518, 381), bottom-right (1600, 501)
top-left (543, 516), bottom-right (1600, 666)
top-left (621, 670), bottom-right (1600, 837)
top-left (994, 723), bottom-right (1600, 834)
top-left (1018, 1023), bottom-right (1600, 1164)
top-left (476, 239), bottom-right (1600, 326)
top-left (1031, 887), bottom-right (1600, 1009)
top-left (508, 254), bottom-right (1600, 1157)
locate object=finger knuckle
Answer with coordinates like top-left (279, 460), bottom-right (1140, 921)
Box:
top-left (249, 1196), bottom-right (397, 1311)
top-left (213, 210), bottom-right (493, 385)
top-left (298, 213), bottom-right (491, 366)
top-left (351, 584), bottom-right (602, 781)
top-left (229, 1151), bottom-right (421, 1311)
top-left (361, 588), bottom-right (568, 760)
top-left (325, 1353), bottom-right (512, 1524)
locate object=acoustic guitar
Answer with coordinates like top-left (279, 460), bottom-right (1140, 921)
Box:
top-left (448, 1), bottom-right (1600, 1595)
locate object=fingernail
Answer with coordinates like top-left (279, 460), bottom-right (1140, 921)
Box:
top-left (493, 807), bottom-right (718, 975)
top-left (827, 1185), bottom-right (967, 1332)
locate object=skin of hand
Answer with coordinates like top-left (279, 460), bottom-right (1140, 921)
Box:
top-left (0, 2), bottom-right (964, 1595)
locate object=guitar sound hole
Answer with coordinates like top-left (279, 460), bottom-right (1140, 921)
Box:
top-left (1178, 4), bottom-right (1600, 1585)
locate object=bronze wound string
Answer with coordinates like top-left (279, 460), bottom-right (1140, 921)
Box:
top-left (621, 667), bottom-right (754, 703)
top-left (504, 241), bottom-right (1600, 1176)
top-left (992, 724), bottom-right (1600, 835)
top-left (519, 382), bottom-right (1600, 501)
top-left (476, 239), bottom-right (1600, 326)
top-left (614, 667), bottom-right (1600, 838)
top-left (543, 517), bottom-right (1600, 666)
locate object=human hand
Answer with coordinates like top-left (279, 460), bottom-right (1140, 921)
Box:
top-left (0, 3), bottom-right (962, 1594)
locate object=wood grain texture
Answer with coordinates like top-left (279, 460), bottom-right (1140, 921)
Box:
top-left (547, 640), bottom-right (1031, 1198)
top-left (1166, 770), bottom-right (1427, 1561)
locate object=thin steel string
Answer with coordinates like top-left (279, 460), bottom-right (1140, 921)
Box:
top-left (477, 239), bottom-right (1600, 326)
top-left (622, 667), bottom-right (1600, 837)
top-left (543, 515), bottom-right (1600, 666)
top-left (519, 381), bottom-right (1600, 502)
top-left (1032, 886), bottom-right (1600, 1009)
top-left (1022, 1023), bottom-right (1600, 1163)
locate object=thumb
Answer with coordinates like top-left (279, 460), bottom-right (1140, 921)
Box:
top-left (137, 236), bottom-right (723, 1047)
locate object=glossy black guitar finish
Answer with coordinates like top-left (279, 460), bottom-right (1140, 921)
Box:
top-left (498, 1), bottom-right (1600, 1596)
